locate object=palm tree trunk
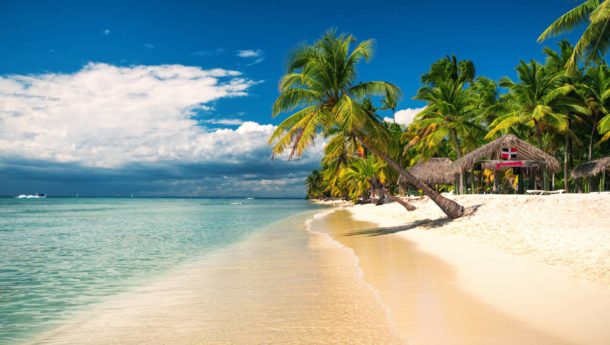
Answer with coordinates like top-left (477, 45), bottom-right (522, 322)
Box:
top-left (450, 129), bottom-right (465, 194)
top-left (564, 116), bottom-right (571, 192)
top-left (534, 120), bottom-right (544, 149)
top-left (534, 121), bottom-right (549, 190)
top-left (372, 179), bottom-right (414, 210)
top-left (356, 132), bottom-right (464, 219)
top-left (589, 120), bottom-right (597, 160)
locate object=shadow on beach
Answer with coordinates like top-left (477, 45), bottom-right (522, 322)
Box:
top-left (344, 204), bottom-right (482, 237)
top-left (344, 217), bottom-right (452, 237)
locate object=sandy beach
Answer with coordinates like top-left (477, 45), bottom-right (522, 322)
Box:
top-left (313, 193), bottom-right (610, 344)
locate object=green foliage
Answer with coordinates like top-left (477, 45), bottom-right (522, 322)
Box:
top-left (280, 30), bottom-right (610, 200)
top-left (539, 0), bottom-right (610, 72)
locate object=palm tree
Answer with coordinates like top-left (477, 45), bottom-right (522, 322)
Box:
top-left (578, 63), bottom-right (610, 151)
top-left (544, 40), bottom-right (586, 191)
top-left (342, 156), bottom-right (386, 202)
top-left (269, 30), bottom-right (464, 219)
top-left (538, 0), bottom-right (610, 72)
top-left (421, 55), bottom-right (476, 86)
top-left (487, 60), bottom-right (571, 149)
top-left (414, 80), bottom-right (482, 162)
top-left (305, 169), bottom-right (324, 199)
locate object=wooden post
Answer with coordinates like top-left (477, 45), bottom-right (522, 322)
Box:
top-left (493, 168), bottom-right (499, 193)
top-left (470, 169), bottom-right (476, 194)
top-left (543, 168), bottom-right (548, 191)
top-left (517, 167), bottom-right (525, 194)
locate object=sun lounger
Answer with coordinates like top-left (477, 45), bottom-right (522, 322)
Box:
top-left (526, 189), bottom-right (566, 195)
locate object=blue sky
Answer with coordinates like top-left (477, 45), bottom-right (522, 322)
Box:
top-left (0, 0), bottom-right (582, 196)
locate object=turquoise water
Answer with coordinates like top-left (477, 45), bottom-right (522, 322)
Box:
top-left (0, 197), bottom-right (317, 344)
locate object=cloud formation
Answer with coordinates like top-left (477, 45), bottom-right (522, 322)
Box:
top-left (201, 118), bottom-right (245, 126)
top-left (0, 63), bottom-right (259, 167)
top-left (385, 107), bottom-right (426, 126)
top-left (0, 63), bottom-right (321, 196)
top-left (236, 49), bottom-right (263, 58)
top-left (236, 49), bottom-right (265, 65)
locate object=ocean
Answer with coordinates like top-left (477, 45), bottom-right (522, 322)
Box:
top-left (0, 197), bottom-right (319, 344)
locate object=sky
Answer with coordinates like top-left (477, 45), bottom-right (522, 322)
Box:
top-left (0, 0), bottom-right (582, 197)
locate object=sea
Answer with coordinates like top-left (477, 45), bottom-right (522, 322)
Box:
top-left (0, 197), bottom-right (401, 345)
top-left (0, 198), bottom-right (315, 343)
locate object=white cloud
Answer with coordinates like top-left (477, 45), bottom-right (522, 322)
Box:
top-left (236, 49), bottom-right (263, 58)
top-left (386, 107), bottom-right (426, 126)
top-left (144, 43), bottom-right (155, 49)
top-left (193, 48), bottom-right (224, 57)
top-left (102, 29), bottom-right (110, 36)
top-left (0, 63), bottom-right (269, 168)
top-left (201, 118), bottom-right (245, 126)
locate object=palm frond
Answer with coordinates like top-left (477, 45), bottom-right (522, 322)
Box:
top-left (538, 0), bottom-right (599, 42)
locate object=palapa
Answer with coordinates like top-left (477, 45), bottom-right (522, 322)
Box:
top-left (408, 158), bottom-right (455, 185)
top-left (451, 134), bottom-right (561, 173)
top-left (571, 157), bottom-right (610, 179)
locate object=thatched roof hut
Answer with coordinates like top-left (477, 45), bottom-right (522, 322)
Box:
top-left (408, 158), bottom-right (455, 185)
top-left (451, 134), bottom-right (561, 173)
top-left (571, 157), bottom-right (610, 179)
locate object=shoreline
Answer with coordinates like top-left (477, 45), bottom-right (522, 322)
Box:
top-left (25, 209), bottom-right (403, 345)
top-left (316, 193), bottom-right (610, 344)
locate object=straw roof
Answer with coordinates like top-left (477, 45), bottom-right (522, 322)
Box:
top-left (408, 157), bottom-right (455, 185)
top-left (571, 156), bottom-right (610, 178)
top-left (451, 134), bottom-right (561, 173)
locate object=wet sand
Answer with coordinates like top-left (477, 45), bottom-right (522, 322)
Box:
top-left (27, 212), bottom-right (402, 345)
top-left (312, 209), bottom-right (610, 345)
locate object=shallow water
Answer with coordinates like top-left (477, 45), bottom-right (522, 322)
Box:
top-left (0, 198), bottom-right (317, 344)
top-left (18, 208), bottom-right (401, 345)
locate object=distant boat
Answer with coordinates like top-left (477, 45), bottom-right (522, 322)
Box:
top-left (246, 197), bottom-right (254, 200)
top-left (16, 193), bottom-right (47, 199)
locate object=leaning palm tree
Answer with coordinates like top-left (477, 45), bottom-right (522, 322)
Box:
top-left (269, 30), bottom-right (464, 219)
top-left (538, 0), bottom-right (610, 72)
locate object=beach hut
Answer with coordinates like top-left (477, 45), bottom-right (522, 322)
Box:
top-left (571, 157), bottom-right (610, 192)
top-left (451, 134), bottom-right (561, 194)
top-left (408, 158), bottom-right (455, 185)
top-left (397, 158), bottom-right (454, 194)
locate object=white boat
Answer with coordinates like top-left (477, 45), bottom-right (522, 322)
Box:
top-left (16, 193), bottom-right (47, 199)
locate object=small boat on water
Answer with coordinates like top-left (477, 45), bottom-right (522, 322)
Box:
top-left (15, 193), bottom-right (47, 199)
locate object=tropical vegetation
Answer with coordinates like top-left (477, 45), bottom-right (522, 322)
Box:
top-left (271, 12), bottom-right (610, 219)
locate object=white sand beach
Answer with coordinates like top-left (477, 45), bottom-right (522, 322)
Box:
top-left (314, 193), bottom-right (610, 344)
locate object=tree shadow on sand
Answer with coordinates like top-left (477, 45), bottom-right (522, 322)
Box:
top-left (345, 204), bottom-right (481, 237)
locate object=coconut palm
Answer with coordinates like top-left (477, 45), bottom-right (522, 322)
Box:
top-left (269, 30), bottom-right (464, 219)
top-left (341, 156), bottom-right (386, 201)
top-left (578, 63), bottom-right (610, 149)
top-left (421, 55), bottom-right (476, 86)
top-left (538, 0), bottom-right (610, 72)
top-left (305, 169), bottom-right (324, 199)
top-left (414, 80), bottom-right (482, 161)
top-left (413, 78), bottom-right (484, 193)
top-left (544, 40), bottom-right (586, 190)
top-left (487, 60), bottom-right (572, 149)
